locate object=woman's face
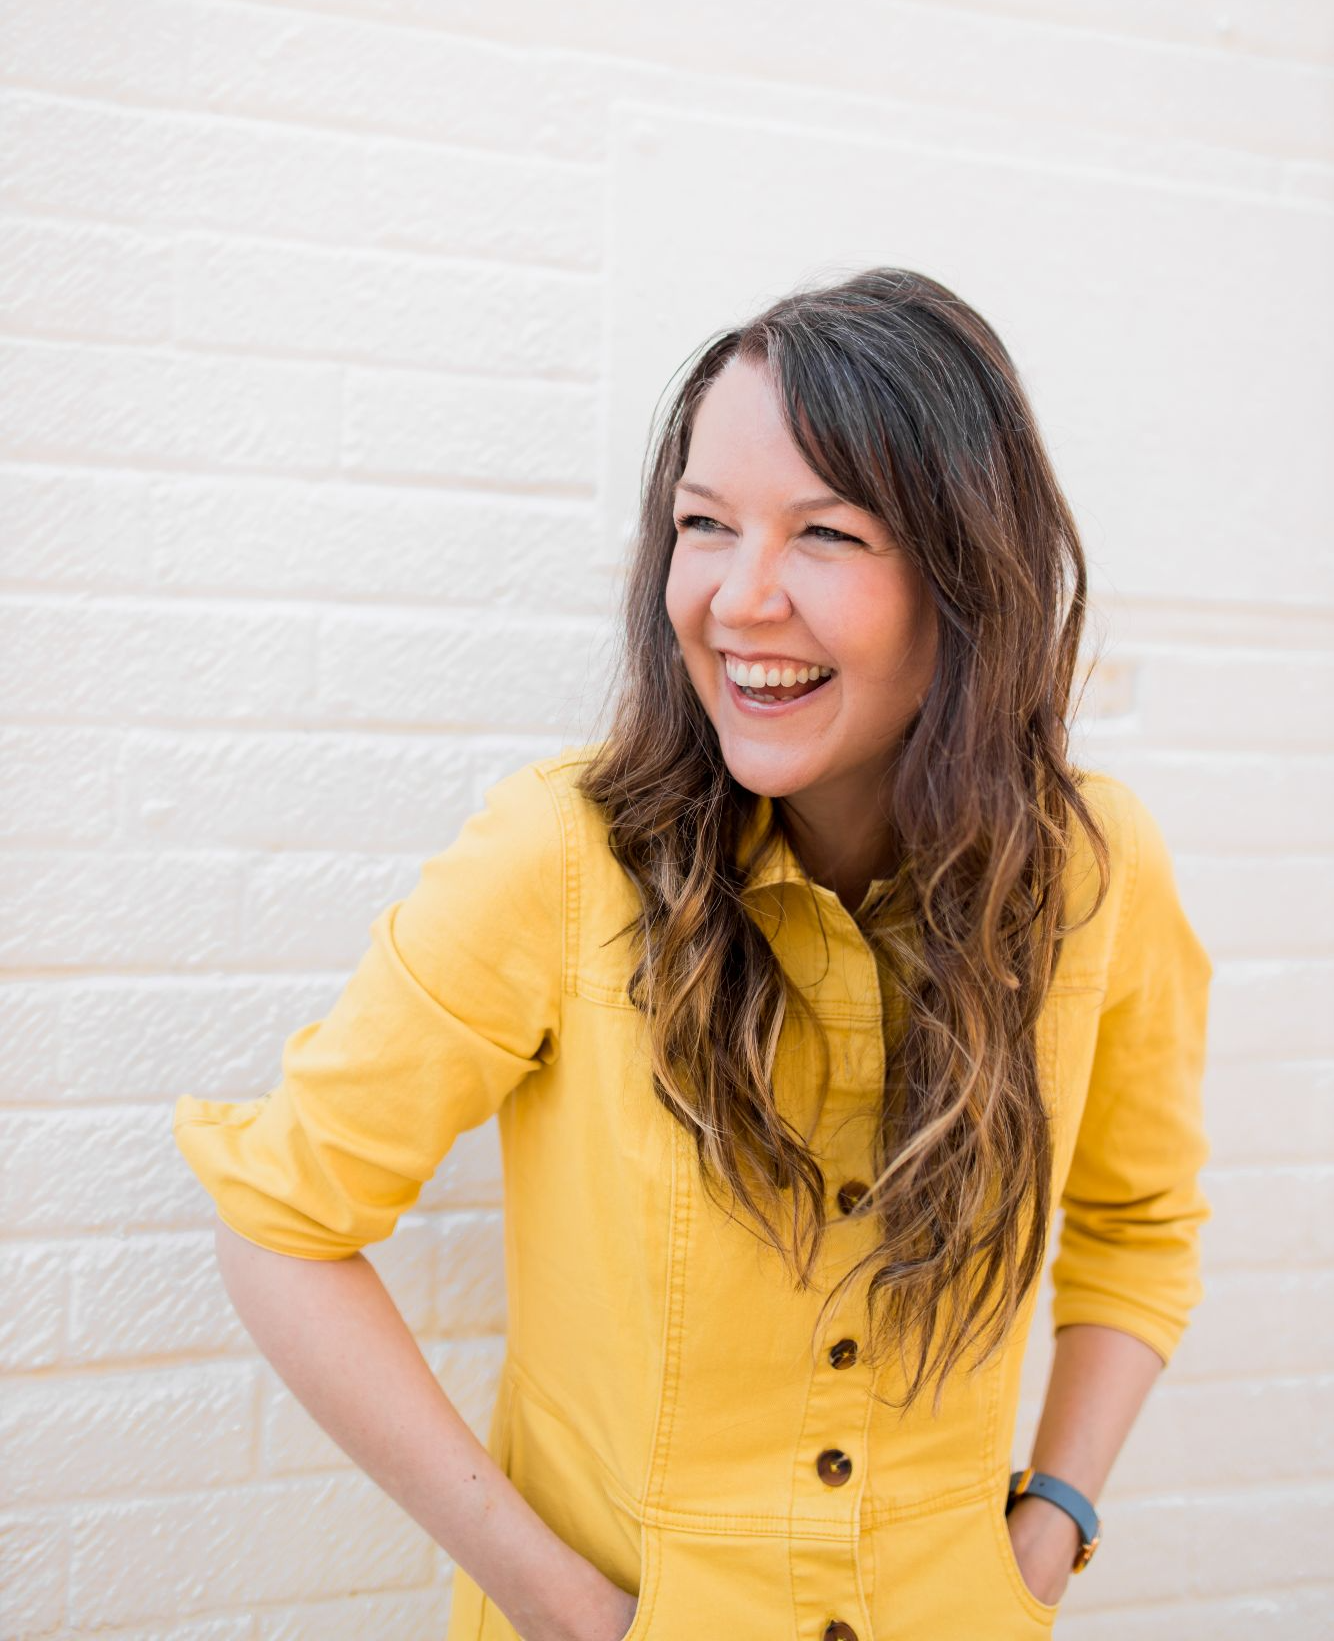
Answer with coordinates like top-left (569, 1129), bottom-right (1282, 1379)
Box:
top-left (665, 356), bottom-right (938, 814)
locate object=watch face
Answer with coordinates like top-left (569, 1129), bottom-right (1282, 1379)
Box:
top-left (1073, 1534), bottom-right (1100, 1572)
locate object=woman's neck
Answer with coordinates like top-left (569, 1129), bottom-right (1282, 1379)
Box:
top-left (777, 791), bottom-right (902, 913)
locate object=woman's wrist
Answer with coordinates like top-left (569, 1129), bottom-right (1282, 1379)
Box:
top-left (1008, 1464), bottom-right (1102, 1570)
top-left (1005, 1494), bottom-right (1082, 1603)
top-left (1008, 1492), bottom-right (1083, 1561)
top-left (521, 1545), bottom-right (636, 1641)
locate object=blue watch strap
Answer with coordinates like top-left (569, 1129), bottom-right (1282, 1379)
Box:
top-left (1007, 1467), bottom-right (1102, 1571)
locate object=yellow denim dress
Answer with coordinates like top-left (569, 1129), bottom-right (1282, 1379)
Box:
top-left (172, 742), bottom-right (1213, 1641)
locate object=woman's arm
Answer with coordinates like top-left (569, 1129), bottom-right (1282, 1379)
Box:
top-left (213, 1218), bottom-right (638, 1641)
top-left (1021, 785), bottom-right (1214, 1604)
top-left (1007, 1321), bottom-right (1166, 1604)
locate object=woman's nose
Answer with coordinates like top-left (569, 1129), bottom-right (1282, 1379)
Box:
top-left (710, 545), bottom-right (792, 627)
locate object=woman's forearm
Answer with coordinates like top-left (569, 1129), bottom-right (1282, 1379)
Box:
top-left (1007, 1321), bottom-right (1166, 1590)
top-left (1030, 1321), bottom-right (1165, 1501)
top-left (211, 1217), bottom-right (631, 1641)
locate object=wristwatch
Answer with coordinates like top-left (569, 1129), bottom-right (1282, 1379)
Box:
top-left (1006, 1467), bottom-right (1102, 1572)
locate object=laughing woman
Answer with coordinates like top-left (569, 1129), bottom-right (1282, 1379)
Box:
top-left (174, 267), bottom-right (1213, 1640)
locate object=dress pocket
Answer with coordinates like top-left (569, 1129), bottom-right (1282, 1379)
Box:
top-left (614, 1520), bottom-right (659, 1641)
top-left (988, 1477), bottom-right (1063, 1629)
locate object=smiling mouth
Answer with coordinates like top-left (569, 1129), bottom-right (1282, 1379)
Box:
top-left (723, 655), bottom-right (836, 705)
top-left (725, 664), bottom-right (836, 708)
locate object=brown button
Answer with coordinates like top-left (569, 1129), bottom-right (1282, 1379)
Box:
top-left (816, 1448), bottom-right (853, 1486)
top-left (824, 1622), bottom-right (858, 1640)
top-left (828, 1338), bottom-right (858, 1370)
top-left (836, 1180), bottom-right (870, 1214)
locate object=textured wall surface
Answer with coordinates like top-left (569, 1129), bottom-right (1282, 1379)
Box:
top-left (1, 2), bottom-right (1331, 1636)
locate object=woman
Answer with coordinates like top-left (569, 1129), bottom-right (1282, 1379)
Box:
top-left (174, 267), bottom-right (1213, 1639)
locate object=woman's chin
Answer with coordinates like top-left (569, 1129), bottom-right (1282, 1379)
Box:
top-left (715, 735), bottom-right (827, 798)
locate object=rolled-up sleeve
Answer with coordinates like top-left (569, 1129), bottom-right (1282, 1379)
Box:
top-left (1049, 782), bottom-right (1214, 1366)
top-left (172, 759), bottom-right (566, 1260)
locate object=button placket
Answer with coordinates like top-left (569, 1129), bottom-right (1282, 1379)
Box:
top-left (788, 1249), bottom-right (872, 1637)
top-left (786, 912), bottom-right (883, 1640)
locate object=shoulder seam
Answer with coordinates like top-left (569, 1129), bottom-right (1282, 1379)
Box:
top-left (1106, 782), bottom-right (1145, 1008)
top-left (533, 761), bottom-right (578, 1010)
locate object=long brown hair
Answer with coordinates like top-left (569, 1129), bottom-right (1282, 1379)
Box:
top-left (576, 267), bottom-right (1110, 1414)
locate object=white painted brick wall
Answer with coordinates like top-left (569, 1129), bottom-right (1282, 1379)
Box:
top-left (1, 2), bottom-right (1330, 1636)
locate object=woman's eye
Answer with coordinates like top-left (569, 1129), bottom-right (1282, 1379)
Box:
top-left (674, 513), bottom-right (858, 543)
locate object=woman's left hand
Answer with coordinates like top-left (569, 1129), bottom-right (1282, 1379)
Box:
top-left (1005, 1495), bottom-right (1081, 1606)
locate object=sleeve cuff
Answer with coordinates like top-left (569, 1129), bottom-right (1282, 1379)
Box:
top-left (1051, 1298), bottom-right (1185, 1368)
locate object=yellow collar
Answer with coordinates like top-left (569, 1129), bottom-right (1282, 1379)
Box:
top-left (737, 793), bottom-right (897, 920)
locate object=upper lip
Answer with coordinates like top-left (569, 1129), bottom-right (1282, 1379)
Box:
top-left (719, 649), bottom-right (835, 672)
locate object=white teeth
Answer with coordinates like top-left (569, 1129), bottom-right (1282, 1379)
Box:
top-left (726, 657), bottom-right (832, 686)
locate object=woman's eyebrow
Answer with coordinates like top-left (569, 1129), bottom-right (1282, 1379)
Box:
top-left (674, 480), bottom-right (847, 513)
